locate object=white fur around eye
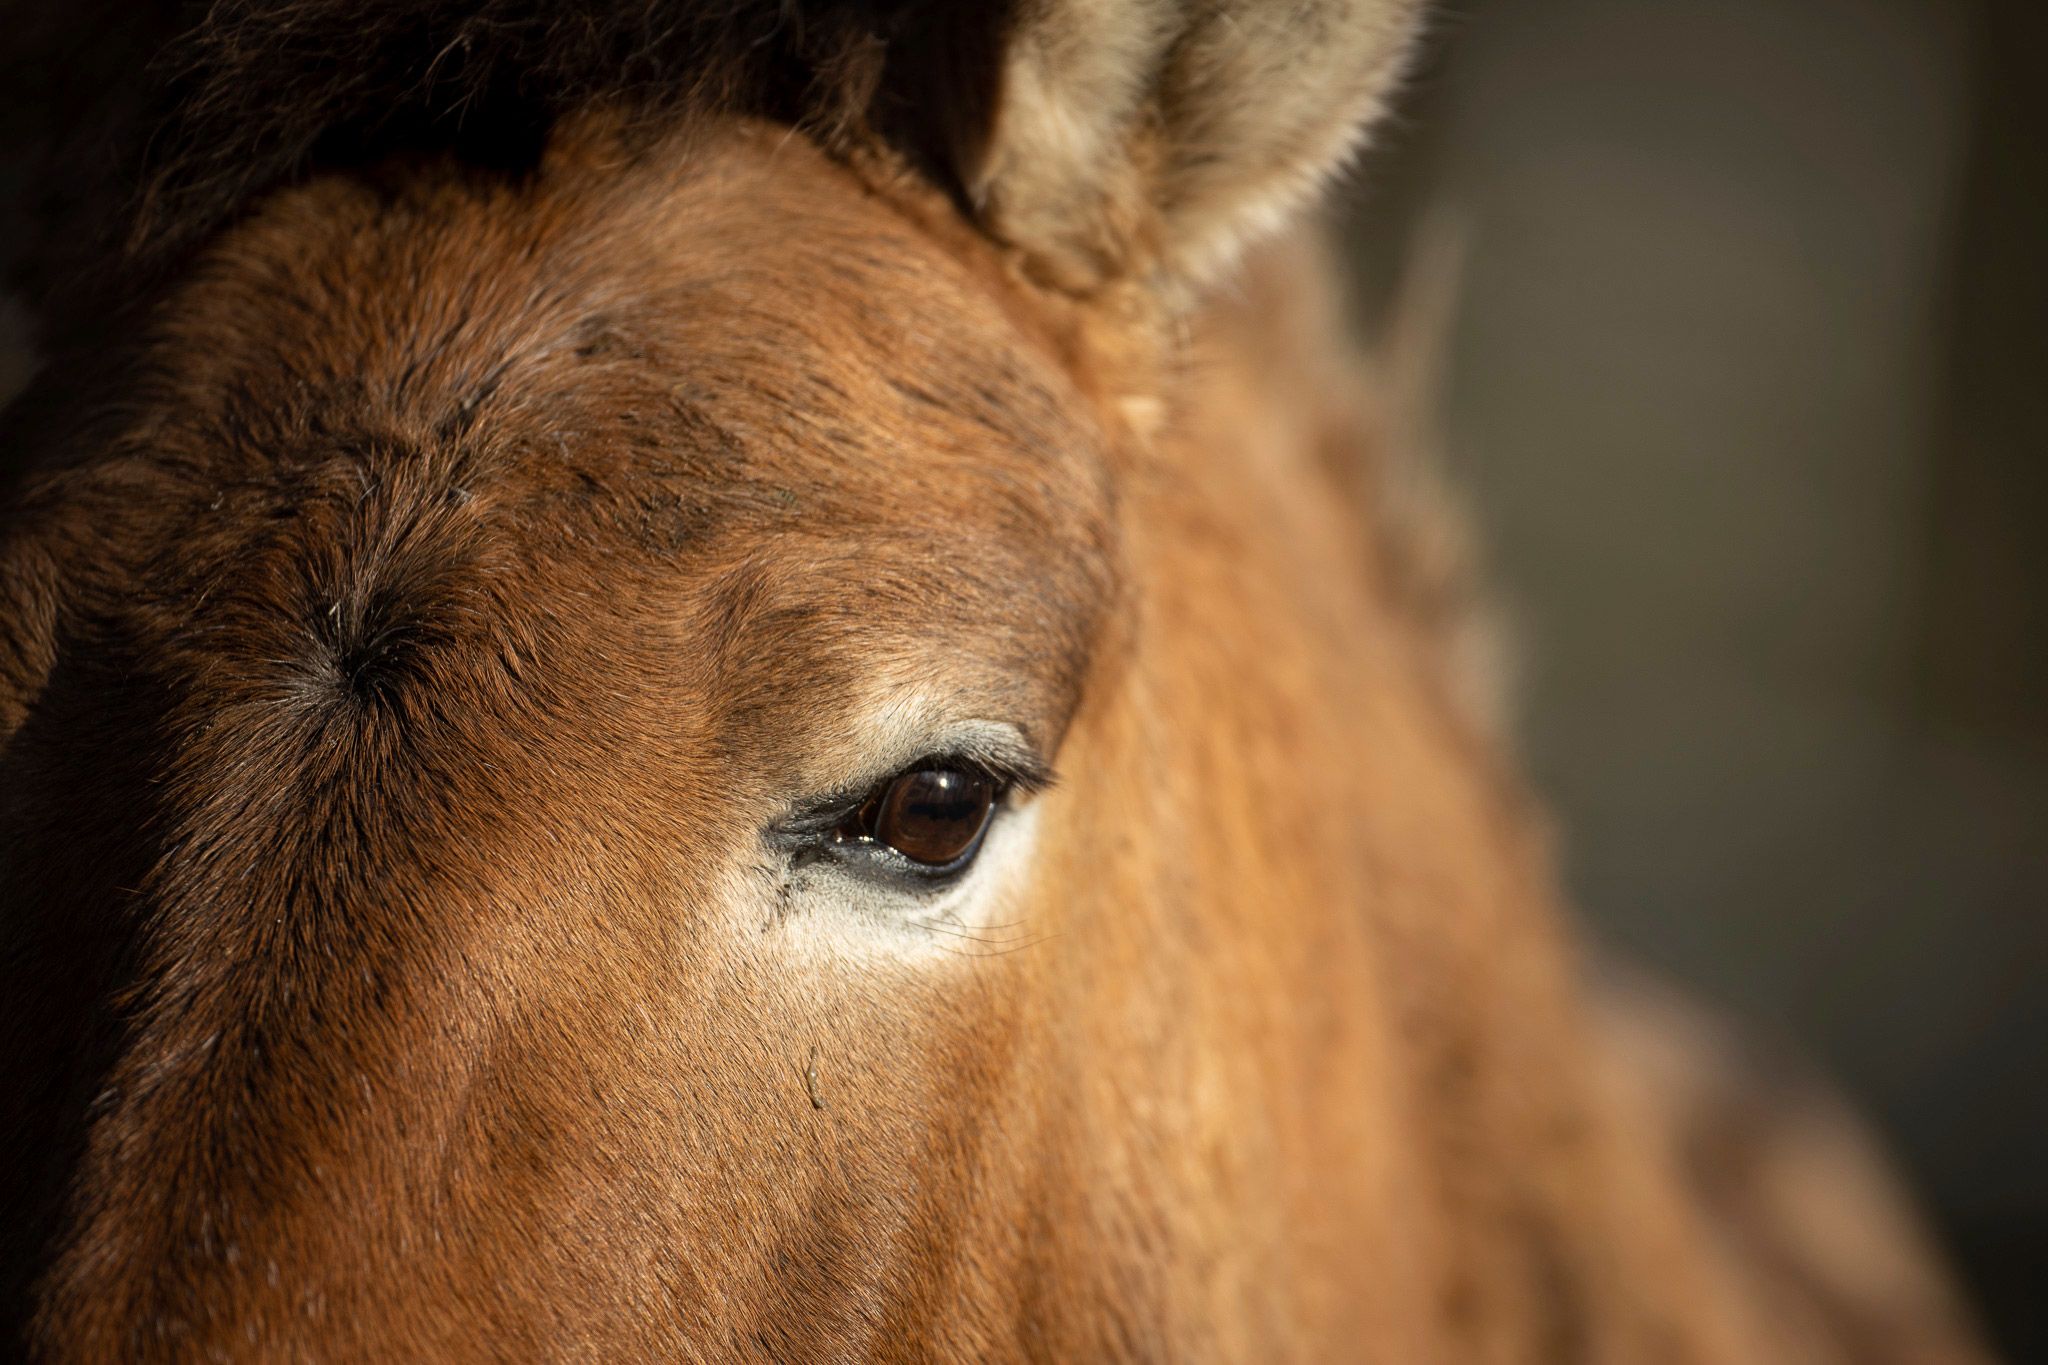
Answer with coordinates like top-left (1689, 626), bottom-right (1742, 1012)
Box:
top-left (773, 797), bottom-right (1046, 962)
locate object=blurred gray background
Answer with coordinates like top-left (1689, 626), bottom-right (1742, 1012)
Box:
top-left (1341, 0), bottom-right (2047, 1354)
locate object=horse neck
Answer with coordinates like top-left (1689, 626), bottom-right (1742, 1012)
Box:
top-left (1085, 225), bottom-right (1778, 1359)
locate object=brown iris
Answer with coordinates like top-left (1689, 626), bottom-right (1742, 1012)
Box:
top-left (844, 766), bottom-right (999, 868)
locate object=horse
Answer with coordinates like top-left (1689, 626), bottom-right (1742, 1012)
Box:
top-left (0, 1), bottom-right (1993, 1359)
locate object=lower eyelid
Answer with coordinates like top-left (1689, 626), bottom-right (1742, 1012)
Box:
top-left (817, 806), bottom-right (999, 881)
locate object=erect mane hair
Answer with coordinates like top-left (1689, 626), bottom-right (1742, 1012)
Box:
top-left (2, 0), bottom-right (1007, 345)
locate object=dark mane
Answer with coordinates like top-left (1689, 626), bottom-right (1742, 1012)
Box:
top-left (1, 0), bottom-right (1005, 345)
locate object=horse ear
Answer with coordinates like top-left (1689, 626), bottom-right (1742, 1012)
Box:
top-left (921, 0), bottom-right (1426, 295)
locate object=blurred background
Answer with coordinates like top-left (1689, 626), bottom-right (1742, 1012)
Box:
top-left (1340, 0), bottom-right (2047, 1355)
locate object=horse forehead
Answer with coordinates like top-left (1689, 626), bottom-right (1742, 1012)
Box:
top-left (92, 128), bottom-right (1116, 769)
top-left (151, 126), bottom-right (1112, 571)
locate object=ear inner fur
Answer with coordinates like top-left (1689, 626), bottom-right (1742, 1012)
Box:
top-left (967, 0), bottom-right (1427, 295)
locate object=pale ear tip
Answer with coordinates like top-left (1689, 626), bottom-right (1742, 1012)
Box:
top-left (960, 163), bottom-right (996, 213)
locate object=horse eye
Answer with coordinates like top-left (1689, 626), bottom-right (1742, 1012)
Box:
top-left (847, 766), bottom-right (999, 869)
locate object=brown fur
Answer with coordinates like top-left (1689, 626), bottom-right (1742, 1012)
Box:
top-left (0, 3), bottom-right (1993, 1360)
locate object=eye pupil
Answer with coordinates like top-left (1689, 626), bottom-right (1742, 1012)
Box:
top-left (871, 767), bottom-right (997, 867)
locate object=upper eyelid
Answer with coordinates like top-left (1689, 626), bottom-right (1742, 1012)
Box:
top-left (776, 749), bottom-right (1048, 836)
top-left (811, 720), bottom-right (1051, 801)
top-left (900, 722), bottom-right (1050, 787)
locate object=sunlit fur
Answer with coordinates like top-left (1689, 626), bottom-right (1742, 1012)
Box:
top-left (0, 3), bottom-right (1991, 1360)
